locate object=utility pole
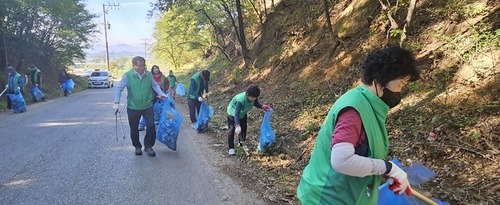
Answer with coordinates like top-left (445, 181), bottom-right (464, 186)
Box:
top-left (141, 38), bottom-right (149, 60)
top-left (103, 3), bottom-right (119, 70)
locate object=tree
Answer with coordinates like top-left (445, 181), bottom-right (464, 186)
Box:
top-left (1, 0), bottom-right (97, 70)
top-left (235, 0), bottom-right (250, 61)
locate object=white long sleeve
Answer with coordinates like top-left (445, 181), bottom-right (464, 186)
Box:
top-left (330, 142), bottom-right (387, 177)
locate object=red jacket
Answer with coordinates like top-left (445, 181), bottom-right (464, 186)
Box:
top-left (153, 73), bottom-right (169, 91)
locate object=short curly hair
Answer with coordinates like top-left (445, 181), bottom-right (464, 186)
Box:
top-left (246, 85), bottom-right (261, 98)
top-left (360, 46), bottom-right (420, 86)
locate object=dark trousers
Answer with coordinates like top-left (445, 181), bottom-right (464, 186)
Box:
top-left (227, 115), bottom-right (248, 149)
top-left (127, 106), bottom-right (156, 149)
top-left (188, 98), bottom-right (201, 123)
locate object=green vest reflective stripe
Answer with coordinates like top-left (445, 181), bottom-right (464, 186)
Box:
top-left (188, 72), bottom-right (202, 100)
top-left (227, 92), bottom-right (254, 119)
top-left (167, 75), bottom-right (176, 88)
top-left (297, 86), bottom-right (389, 205)
top-left (125, 70), bottom-right (154, 110)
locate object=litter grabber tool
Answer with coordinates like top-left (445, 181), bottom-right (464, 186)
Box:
top-left (387, 178), bottom-right (439, 205)
top-left (0, 87), bottom-right (8, 97)
top-left (114, 104), bottom-right (126, 141)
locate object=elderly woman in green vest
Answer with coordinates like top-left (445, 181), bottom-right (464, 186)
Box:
top-left (187, 70), bottom-right (210, 124)
top-left (297, 46), bottom-right (420, 205)
top-left (5, 66), bottom-right (25, 110)
top-left (226, 85), bottom-right (270, 156)
top-left (113, 56), bottom-right (167, 157)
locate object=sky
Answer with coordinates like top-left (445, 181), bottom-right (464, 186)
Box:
top-left (83, 0), bottom-right (158, 54)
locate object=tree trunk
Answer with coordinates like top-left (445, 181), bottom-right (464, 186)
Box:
top-left (195, 8), bottom-right (230, 60)
top-left (235, 0), bottom-right (250, 61)
top-left (263, 0), bottom-right (268, 17)
top-left (322, 0), bottom-right (340, 57)
top-left (248, 0), bottom-right (263, 26)
top-left (0, 19), bottom-right (7, 69)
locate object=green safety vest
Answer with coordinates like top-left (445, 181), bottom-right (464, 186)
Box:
top-left (125, 70), bottom-right (154, 110)
top-left (167, 75), bottom-right (176, 88)
top-left (227, 92), bottom-right (254, 119)
top-left (30, 68), bottom-right (41, 85)
top-left (10, 73), bottom-right (21, 92)
top-left (297, 85), bottom-right (390, 205)
top-left (188, 72), bottom-right (205, 100)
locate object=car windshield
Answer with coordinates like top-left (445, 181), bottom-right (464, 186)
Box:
top-left (91, 71), bottom-right (108, 77)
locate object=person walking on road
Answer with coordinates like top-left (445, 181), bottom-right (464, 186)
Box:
top-left (296, 46), bottom-right (420, 205)
top-left (58, 70), bottom-right (72, 97)
top-left (226, 85), bottom-right (270, 156)
top-left (113, 56), bottom-right (167, 157)
top-left (28, 64), bottom-right (44, 102)
top-left (5, 66), bottom-right (25, 110)
top-left (138, 65), bottom-right (169, 131)
top-left (187, 70), bottom-right (210, 124)
top-left (167, 70), bottom-right (177, 99)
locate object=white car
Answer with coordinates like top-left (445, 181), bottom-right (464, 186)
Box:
top-left (80, 70), bottom-right (93, 77)
top-left (88, 71), bottom-right (114, 88)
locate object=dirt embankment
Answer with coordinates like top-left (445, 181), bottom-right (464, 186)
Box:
top-left (202, 0), bottom-right (499, 204)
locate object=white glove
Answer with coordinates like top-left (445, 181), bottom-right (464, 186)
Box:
top-left (113, 103), bottom-right (120, 113)
top-left (235, 125), bottom-right (241, 134)
top-left (387, 161), bottom-right (411, 195)
top-left (198, 96), bottom-right (203, 102)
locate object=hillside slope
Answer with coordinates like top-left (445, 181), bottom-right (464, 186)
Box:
top-left (202, 0), bottom-right (498, 204)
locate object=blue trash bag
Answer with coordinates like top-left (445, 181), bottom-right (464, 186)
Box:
top-left (176, 82), bottom-right (185, 97)
top-left (156, 98), bottom-right (182, 151)
top-left (138, 116), bottom-right (146, 127)
top-left (378, 182), bottom-right (449, 205)
top-left (30, 86), bottom-right (44, 101)
top-left (61, 79), bottom-right (75, 93)
top-left (378, 159), bottom-right (449, 205)
top-left (7, 92), bottom-right (27, 113)
top-left (258, 108), bottom-right (276, 152)
top-left (194, 101), bottom-right (214, 133)
top-left (152, 96), bottom-right (175, 126)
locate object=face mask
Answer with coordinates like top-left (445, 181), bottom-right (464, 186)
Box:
top-left (380, 87), bottom-right (401, 108)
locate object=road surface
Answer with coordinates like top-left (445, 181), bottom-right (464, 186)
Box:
top-left (0, 88), bottom-right (265, 205)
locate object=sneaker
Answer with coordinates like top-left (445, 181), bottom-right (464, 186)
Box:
top-left (144, 147), bottom-right (156, 157)
top-left (228, 148), bottom-right (236, 156)
top-left (135, 147), bottom-right (142, 155)
top-left (138, 126), bottom-right (145, 131)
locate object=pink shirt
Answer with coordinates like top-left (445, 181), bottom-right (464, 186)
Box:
top-left (331, 107), bottom-right (367, 148)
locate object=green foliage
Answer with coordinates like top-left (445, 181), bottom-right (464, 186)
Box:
top-left (1, 0), bottom-right (97, 68)
top-left (152, 4), bottom-right (211, 69)
top-left (389, 28), bottom-right (404, 38)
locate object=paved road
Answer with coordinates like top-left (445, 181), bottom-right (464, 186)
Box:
top-left (0, 88), bottom-right (265, 205)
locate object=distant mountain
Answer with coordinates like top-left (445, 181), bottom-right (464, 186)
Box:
top-left (85, 43), bottom-right (148, 60)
